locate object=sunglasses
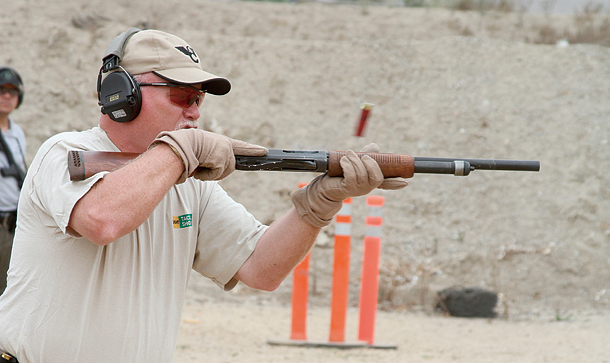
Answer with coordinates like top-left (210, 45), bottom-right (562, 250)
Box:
top-left (139, 82), bottom-right (204, 108)
top-left (0, 87), bottom-right (19, 98)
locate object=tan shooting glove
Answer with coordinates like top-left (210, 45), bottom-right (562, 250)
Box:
top-left (150, 129), bottom-right (268, 183)
top-left (360, 143), bottom-right (410, 190)
top-left (291, 144), bottom-right (408, 228)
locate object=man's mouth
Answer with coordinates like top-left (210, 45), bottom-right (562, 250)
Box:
top-left (177, 122), bottom-right (198, 130)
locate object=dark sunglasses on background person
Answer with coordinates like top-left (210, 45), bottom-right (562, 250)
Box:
top-left (0, 87), bottom-right (19, 98)
top-left (139, 82), bottom-right (204, 108)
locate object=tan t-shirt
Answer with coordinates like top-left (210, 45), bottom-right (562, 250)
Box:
top-left (0, 127), bottom-right (267, 363)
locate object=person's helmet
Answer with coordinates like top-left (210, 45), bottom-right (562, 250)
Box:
top-left (0, 66), bottom-right (24, 108)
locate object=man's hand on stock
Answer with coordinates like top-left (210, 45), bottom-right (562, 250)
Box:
top-left (150, 129), bottom-right (268, 183)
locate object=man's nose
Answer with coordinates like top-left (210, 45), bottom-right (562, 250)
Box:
top-left (183, 103), bottom-right (201, 121)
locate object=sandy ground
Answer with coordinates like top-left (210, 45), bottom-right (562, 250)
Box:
top-left (177, 306), bottom-right (610, 363)
top-left (173, 274), bottom-right (610, 363)
top-left (1, 0), bottom-right (609, 362)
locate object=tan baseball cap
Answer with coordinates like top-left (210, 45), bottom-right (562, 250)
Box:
top-left (120, 29), bottom-right (231, 95)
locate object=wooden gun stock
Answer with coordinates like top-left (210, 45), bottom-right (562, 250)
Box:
top-left (68, 150), bottom-right (141, 181)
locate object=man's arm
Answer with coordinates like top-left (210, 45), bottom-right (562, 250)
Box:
top-left (68, 144), bottom-right (183, 245)
top-left (69, 129), bottom-right (268, 246)
top-left (234, 207), bottom-right (321, 291)
top-left (234, 146), bottom-right (409, 291)
top-left (68, 129), bottom-right (267, 246)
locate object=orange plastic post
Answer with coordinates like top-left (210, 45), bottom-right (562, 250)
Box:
top-left (328, 198), bottom-right (353, 342)
top-left (290, 253), bottom-right (310, 340)
top-left (290, 183), bottom-right (310, 341)
top-left (357, 195), bottom-right (385, 345)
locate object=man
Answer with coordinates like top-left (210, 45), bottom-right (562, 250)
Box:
top-left (0, 66), bottom-right (26, 296)
top-left (0, 29), bottom-right (407, 362)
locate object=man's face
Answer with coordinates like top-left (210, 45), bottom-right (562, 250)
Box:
top-left (0, 84), bottom-right (19, 116)
top-left (135, 73), bottom-right (205, 145)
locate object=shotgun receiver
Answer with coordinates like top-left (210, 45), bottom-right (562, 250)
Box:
top-left (67, 149), bottom-right (540, 182)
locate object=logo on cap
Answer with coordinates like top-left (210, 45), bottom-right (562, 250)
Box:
top-left (175, 46), bottom-right (199, 64)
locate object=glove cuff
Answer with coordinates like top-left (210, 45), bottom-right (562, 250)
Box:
top-left (149, 134), bottom-right (190, 184)
top-left (290, 176), bottom-right (342, 228)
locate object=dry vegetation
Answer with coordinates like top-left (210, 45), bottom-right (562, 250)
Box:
top-left (289, 0), bottom-right (610, 46)
top-left (444, 3), bottom-right (610, 46)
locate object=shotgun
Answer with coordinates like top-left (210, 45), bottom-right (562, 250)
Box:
top-left (67, 149), bottom-right (540, 182)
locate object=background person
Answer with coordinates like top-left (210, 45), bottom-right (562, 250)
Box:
top-left (0, 66), bottom-right (26, 296)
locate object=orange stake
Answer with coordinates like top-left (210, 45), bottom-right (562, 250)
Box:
top-left (290, 183), bottom-right (310, 341)
top-left (329, 198), bottom-right (353, 342)
top-left (357, 196), bottom-right (384, 345)
top-left (290, 253), bottom-right (310, 340)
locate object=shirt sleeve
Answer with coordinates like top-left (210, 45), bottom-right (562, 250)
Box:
top-left (192, 182), bottom-right (268, 290)
top-left (27, 138), bottom-right (107, 234)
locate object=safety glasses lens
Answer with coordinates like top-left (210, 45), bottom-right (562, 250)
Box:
top-left (169, 88), bottom-right (202, 108)
top-left (0, 88), bottom-right (19, 97)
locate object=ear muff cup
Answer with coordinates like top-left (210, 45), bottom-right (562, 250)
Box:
top-left (99, 71), bottom-right (142, 123)
top-left (96, 27), bottom-right (142, 122)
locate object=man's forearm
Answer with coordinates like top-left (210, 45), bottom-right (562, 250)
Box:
top-left (68, 144), bottom-right (184, 245)
top-left (235, 207), bottom-right (320, 291)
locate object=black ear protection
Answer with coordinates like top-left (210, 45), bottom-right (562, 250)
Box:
top-left (97, 28), bottom-right (143, 123)
top-left (0, 66), bottom-right (24, 108)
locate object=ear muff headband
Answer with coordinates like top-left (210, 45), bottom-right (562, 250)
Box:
top-left (0, 66), bottom-right (24, 108)
top-left (97, 28), bottom-right (143, 123)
